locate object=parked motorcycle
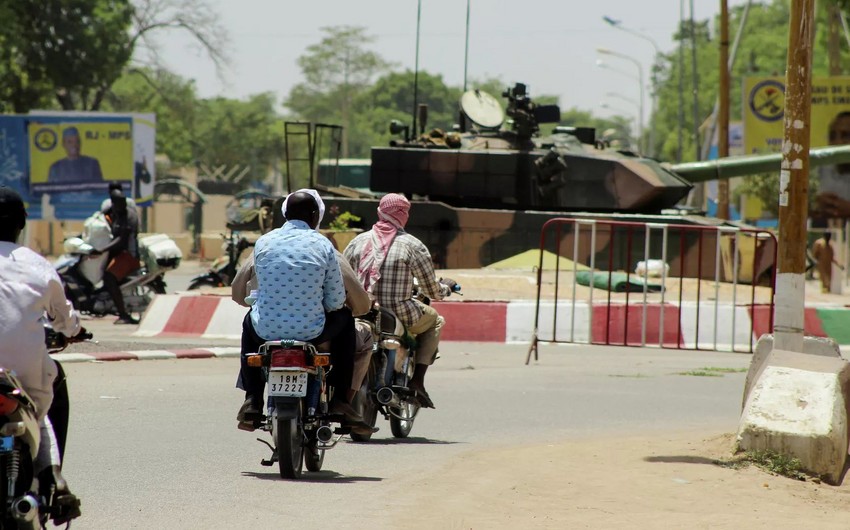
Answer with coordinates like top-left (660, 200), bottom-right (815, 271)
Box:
top-left (188, 231), bottom-right (253, 290)
top-left (55, 234), bottom-right (181, 319)
top-left (351, 281), bottom-right (461, 442)
top-left (0, 327), bottom-right (91, 529)
top-left (244, 340), bottom-right (343, 480)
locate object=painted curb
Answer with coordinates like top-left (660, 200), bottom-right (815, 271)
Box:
top-left (51, 347), bottom-right (240, 364)
top-left (133, 294), bottom-right (850, 351)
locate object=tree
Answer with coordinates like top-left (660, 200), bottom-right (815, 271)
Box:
top-left (192, 94), bottom-right (284, 184)
top-left (128, 0), bottom-right (229, 74)
top-left (0, 0), bottom-right (228, 112)
top-left (355, 70), bottom-right (462, 152)
top-left (104, 67), bottom-right (199, 164)
top-left (0, 0), bottom-right (134, 112)
top-left (285, 26), bottom-right (391, 157)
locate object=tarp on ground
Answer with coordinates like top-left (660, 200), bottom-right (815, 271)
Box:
top-left (575, 271), bottom-right (664, 293)
top-left (486, 250), bottom-right (591, 271)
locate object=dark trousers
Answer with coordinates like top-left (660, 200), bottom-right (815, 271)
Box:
top-left (47, 362), bottom-right (69, 462)
top-left (239, 308), bottom-right (356, 405)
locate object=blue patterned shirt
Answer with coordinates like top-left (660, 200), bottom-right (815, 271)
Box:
top-left (250, 220), bottom-right (346, 340)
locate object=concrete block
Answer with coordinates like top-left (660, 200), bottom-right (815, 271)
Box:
top-left (737, 349), bottom-right (850, 484)
top-left (743, 334), bottom-right (842, 410)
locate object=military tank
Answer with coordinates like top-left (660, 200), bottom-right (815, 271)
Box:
top-left (319, 83), bottom-right (850, 272)
top-left (369, 82), bottom-right (692, 214)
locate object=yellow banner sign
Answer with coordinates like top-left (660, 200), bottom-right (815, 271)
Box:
top-left (744, 76), bottom-right (850, 154)
top-left (28, 120), bottom-right (133, 193)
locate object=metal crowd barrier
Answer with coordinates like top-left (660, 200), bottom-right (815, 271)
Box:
top-left (526, 218), bottom-right (777, 363)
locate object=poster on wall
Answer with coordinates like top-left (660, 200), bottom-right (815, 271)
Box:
top-left (28, 119), bottom-right (133, 193)
top-left (0, 111), bottom-right (158, 221)
top-left (132, 113), bottom-right (156, 207)
top-left (0, 116), bottom-right (39, 218)
top-left (743, 75), bottom-right (850, 154)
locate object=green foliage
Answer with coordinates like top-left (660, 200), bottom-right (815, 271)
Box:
top-left (653, 1), bottom-right (798, 163)
top-left (328, 211), bottom-right (361, 231)
top-left (105, 68), bottom-right (199, 164)
top-left (285, 26), bottom-right (392, 157)
top-left (0, 0), bottom-right (134, 112)
top-left (105, 67), bottom-right (284, 184)
top-left (677, 366), bottom-right (747, 377)
top-left (745, 450), bottom-right (809, 481)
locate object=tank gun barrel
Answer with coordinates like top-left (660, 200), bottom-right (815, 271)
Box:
top-left (668, 145), bottom-right (850, 183)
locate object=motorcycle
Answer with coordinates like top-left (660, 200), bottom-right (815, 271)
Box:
top-left (244, 340), bottom-right (343, 480)
top-left (351, 281), bottom-right (461, 442)
top-left (0, 327), bottom-right (91, 529)
top-left (55, 234), bottom-right (180, 319)
top-left (188, 231), bottom-right (254, 290)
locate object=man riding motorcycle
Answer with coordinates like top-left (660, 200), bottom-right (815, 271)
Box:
top-left (343, 193), bottom-right (457, 409)
top-left (0, 186), bottom-right (82, 524)
top-left (235, 191), bottom-right (371, 433)
top-left (232, 191), bottom-right (374, 434)
top-left (91, 186), bottom-right (141, 324)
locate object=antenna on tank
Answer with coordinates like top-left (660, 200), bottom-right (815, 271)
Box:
top-left (463, 0), bottom-right (471, 92)
top-left (412, 0), bottom-right (423, 138)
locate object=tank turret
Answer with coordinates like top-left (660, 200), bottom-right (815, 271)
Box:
top-left (370, 83), bottom-right (693, 214)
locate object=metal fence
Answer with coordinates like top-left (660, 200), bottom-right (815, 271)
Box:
top-left (526, 218), bottom-right (778, 363)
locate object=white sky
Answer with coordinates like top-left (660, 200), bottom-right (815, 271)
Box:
top-left (153, 0), bottom-right (752, 123)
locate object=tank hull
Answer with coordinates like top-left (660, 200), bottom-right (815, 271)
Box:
top-left (323, 198), bottom-right (775, 285)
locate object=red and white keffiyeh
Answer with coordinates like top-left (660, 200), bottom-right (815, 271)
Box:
top-left (357, 193), bottom-right (410, 293)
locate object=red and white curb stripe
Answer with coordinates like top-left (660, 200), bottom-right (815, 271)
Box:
top-left (133, 295), bottom-right (850, 352)
top-left (50, 347), bottom-right (240, 364)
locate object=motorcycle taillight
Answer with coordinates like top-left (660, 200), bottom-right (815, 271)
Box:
top-left (270, 349), bottom-right (307, 369)
top-left (0, 395), bottom-right (19, 416)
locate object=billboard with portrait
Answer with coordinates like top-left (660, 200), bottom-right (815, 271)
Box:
top-left (743, 75), bottom-right (850, 154)
top-left (28, 119), bottom-right (133, 194)
top-left (0, 112), bottom-right (155, 221)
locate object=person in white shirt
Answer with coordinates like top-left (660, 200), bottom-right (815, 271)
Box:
top-left (0, 186), bottom-right (82, 524)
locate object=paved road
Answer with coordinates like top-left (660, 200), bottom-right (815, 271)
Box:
top-left (61, 342), bottom-right (751, 529)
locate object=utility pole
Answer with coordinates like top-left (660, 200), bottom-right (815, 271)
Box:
top-left (774, 0), bottom-right (815, 353)
top-left (677, 0), bottom-right (685, 162)
top-left (717, 0), bottom-right (730, 220)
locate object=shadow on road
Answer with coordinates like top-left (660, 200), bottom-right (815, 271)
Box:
top-left (242, 470), bottom-right (384, 483)
top-left (644, 455), bottom-right (729, 466)
top-left (348, 436), bottom-right (463, 446)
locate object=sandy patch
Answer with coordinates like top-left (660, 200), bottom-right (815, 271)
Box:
top-left (395, 431), bottom-right (850, 529)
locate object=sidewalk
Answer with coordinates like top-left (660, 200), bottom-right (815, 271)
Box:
top-left (129, 267), bottom-right (850, 349)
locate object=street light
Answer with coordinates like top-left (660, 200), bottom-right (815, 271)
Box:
top-left (595, 59), bottom-right (639, 82)
top-left (605, 91), bottom-right (640, 109)
top-left (597, 48), bottom-right (644, 154)
top-left (603, 16), bottom-right (660, 156)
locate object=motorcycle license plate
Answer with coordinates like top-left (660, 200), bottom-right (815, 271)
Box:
top-left (268, 372), bottom-right (308, 397)
top-left (0, 436), bottom-right (13, 454)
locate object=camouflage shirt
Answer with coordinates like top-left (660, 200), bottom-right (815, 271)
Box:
top-left (344, 230), bottom-right (448, 326)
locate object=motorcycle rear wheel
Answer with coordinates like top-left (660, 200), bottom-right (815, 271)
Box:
top-left (390, 371), bottom-right (419, 438)
top-left (304, 440), bottom-right (325, 472)
top-left (275, 415), bottom-right (304, 479)
top-left (350, 364), bottom-right (379, 442)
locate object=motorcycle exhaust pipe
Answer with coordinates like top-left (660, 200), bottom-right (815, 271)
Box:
top-left (376, 387), bottom-right (397, 407)
top-left (316, 425), bottom-right (334, 443)
top-left (11, 494), bottom-right (39, 524)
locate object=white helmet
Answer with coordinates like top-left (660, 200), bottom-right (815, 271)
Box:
top-left (63, 237), bottom-right (94, 255)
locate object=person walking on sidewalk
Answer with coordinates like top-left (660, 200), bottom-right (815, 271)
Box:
top-left (812, 232), bottom-right (844, 293)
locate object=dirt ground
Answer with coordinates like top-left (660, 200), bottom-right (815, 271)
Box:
top-left (398, 430), bottom-right (850, 529)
